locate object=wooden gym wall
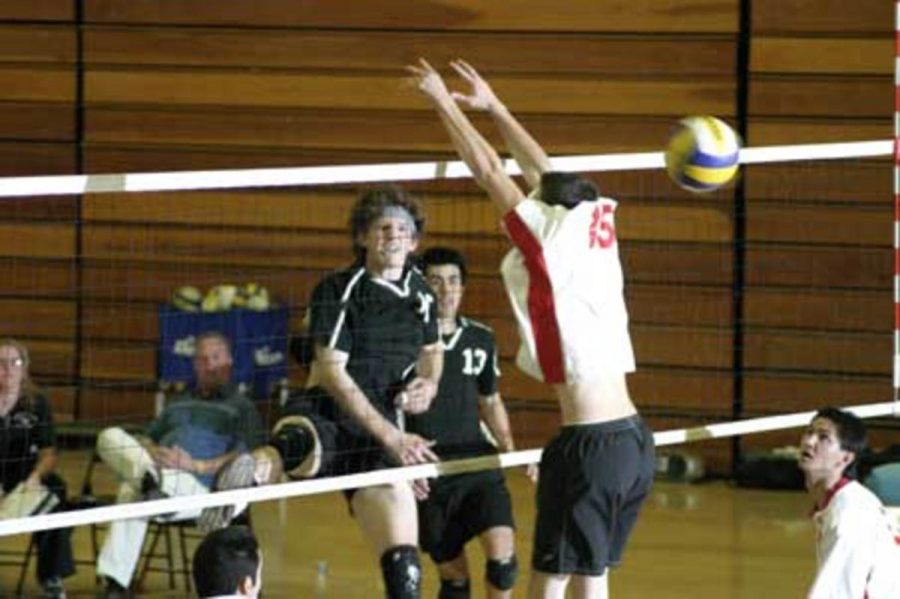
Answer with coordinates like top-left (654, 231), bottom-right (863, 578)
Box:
top-left (0, 0), bottom-right (892, 471)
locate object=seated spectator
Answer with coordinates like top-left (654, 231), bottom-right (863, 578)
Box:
top-left (193, 525), bottom-right (262, 598)
top-left (0, 338), bottom-right (74, 599)
top-left (95, 332), bottom-right (264, 598)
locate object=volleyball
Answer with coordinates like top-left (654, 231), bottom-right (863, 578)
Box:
top-left (233, 282), bottom-right (271, 311)
top-left (171, 286), bottom-right (203, 312)
top-left (201, 284), bottom-right (239, 312)
top-left (664, 116), bottom-right (741, 193)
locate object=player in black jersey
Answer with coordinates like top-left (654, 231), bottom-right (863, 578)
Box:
top-left (409, 247), bottom-right (529, 599)
top-left (206, 187), bottom-right (444, 599)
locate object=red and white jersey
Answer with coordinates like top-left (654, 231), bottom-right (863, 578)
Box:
top-left (809, 478), bottom-right (900, 599)
top-left (499, 194), bottom-right (635, 384)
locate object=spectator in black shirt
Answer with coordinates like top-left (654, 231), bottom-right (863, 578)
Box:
top-left (0, 338), bottom-right (73, 598)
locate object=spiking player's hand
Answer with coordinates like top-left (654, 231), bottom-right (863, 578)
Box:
top-left (449, 59), bottom-right (502, 113)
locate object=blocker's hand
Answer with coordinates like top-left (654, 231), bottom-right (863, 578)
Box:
top-left (406, 58), bottom-right (452, 104)
top-left (449, 59), bottom-right (502, 113)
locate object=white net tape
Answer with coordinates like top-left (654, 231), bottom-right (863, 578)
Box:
top-left (1, 400), bottom-right (896, 537)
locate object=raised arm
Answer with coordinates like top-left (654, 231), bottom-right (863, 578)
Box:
top-left (449, 60), bottom-right (551, 191)
top-left (408, 59), bottom-right (524, 215)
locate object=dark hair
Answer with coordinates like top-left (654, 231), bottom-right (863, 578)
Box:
top-left (814, 406), bottom-right (867, 478)
top-left (539, 172), bottom-right (599, 209)
top-left (349, 186), bottom-right (425, 259)
top-left (421, 246), bottom-right (468, 285)
top-left (193, 526), bottom-right (260, 597)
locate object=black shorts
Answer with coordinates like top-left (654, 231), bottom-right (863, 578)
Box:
top-left (531, 416), bottom-right (654, 576)
top-left (418, 469), bottom-right (515, 563)
top-left (281, 387), bottom-right (397, 501)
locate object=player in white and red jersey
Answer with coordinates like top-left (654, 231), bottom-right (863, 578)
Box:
top-left (799, 407), bottom-right (900, 599)
top-left (408, 59), bottom-right (654, 599)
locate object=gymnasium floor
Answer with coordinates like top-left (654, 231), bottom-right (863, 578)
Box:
top-left (1, 449), bottom-right (815, 598)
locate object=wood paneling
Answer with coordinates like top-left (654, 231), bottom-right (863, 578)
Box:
top-left (753, 1), bottom-right (890, 35)
top-left (85, 108), bottom-right (681, 154)
top-left (744, 330), bottom-right (890, 375)
top-left (0, 298), bottom-right (75, 337)
top-left (747, 204), bottom-right (890, 246)
top-left (0, 141), bottom-right (76, 175)
top-left (743, 161), bottom-right (889, 204)
top-left (85, 70), bottom-right (735, 117)
top-left (0, 223), bottom-right (75, 258)
top-left (0, 259), bottom-right (76, 298)
top-left (0, 67), bottom-right (75, 102)
top-left (744, 372), bottom-right (889, 414)
top-left (750, 78), bottom-right (890, 119)
top-left (84, 29), bottom-right (736, 76)
top-left (747, 120), bottom-right (891, 146)
top-left (0, 25), bottom-right (76, 63)
top-left (752, 38), bottom-right (891, 76)
top-left (0, 102), bottom-right (75, 141)
top-left (0, 2), bottom-right (74, 22)
top-left (84, 0), bottom-right (739, 33)
top-left (746, 246), bottom-right (890, 289)
top-left (744, 288), bottom-right (889, 332)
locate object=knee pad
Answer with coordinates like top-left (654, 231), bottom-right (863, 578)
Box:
top-left (438, 578), bottom-right (470, 599)
top-left (380, 545), bottom-right (421, 599)
top-left (485, 555), bottom-right (518, 591)
top-left (271, 419), bottom-right (315, 473)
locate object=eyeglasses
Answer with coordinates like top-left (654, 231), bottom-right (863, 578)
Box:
top-left (0, 358), bottom-right (24, 369)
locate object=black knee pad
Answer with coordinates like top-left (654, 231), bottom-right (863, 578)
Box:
top-left (485, 555), bottom-right (518, 591)
top-left (271, 423), bottom-right (314, 472)
top-left (438, 578), bottom-right (470, 599)
top-left (380, 545), bottom-right (421, 599)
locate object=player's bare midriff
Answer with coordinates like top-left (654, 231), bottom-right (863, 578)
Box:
top-left (553, 373), bottom-right (638, 426)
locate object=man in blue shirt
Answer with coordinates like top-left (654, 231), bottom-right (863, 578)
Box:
top-left (95, 332), bottom-right (264, 598)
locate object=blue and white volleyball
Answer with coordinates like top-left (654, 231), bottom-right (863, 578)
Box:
top-left (664, 116), bottom-right (741, 193)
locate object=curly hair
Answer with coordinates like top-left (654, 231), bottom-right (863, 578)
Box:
top-left (349, 186), bottom-right (425, 260)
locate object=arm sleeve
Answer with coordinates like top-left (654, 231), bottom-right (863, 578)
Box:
top-left (476, 333), bottom-right (499, 396)
top-left (310, 277), bottom-right (353, 353)
top-left (33, 394), bottom-right (56, 450)
top-left (502, 196), bottom-right (568, 251)
top-left (422, 288), bottom-right (439, 345)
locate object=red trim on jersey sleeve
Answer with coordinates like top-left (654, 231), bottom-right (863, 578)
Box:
top-left (503, 208), bottom-right (566, 384)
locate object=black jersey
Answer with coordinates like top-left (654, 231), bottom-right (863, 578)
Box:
top-left (0, 392), bottom-right (56, 494)
top-left (310, 263), bottom-right (439, 430)
top-left (407, 317), bottom-right (500, 459)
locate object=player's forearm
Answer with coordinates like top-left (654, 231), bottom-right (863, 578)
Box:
top-left (28, 448), bottom-right (57, 483)
top-left (434, 97), bottom-right (506, 190)
top-left (483, 397), bottom-right (516, 452)
top-left (488, 103), bottom-right (551, 190)
top-left (320, 368), bottom-right (398, 446)
top-left (417, 342), bottom-right (443, 388)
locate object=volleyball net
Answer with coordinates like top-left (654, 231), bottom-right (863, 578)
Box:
top-left (0, 138), bottom-right (896, 540)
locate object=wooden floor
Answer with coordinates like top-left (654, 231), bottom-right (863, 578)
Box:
top-left (1, 450), bottom-right (816, 598)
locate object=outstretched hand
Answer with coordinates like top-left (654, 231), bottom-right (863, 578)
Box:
top-left (406, 58), bottom-right (452, 104)
top-left (448, 59), bottom-right (502, 113)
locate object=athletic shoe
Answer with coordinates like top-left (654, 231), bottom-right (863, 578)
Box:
top-left (40, 576), bottom-right (66, 599)
top-left (197, 452), bottom-right (255, 532)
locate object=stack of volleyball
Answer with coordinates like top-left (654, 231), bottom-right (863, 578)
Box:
top-left (172, 283), bottom-right (272, 312)
top-left (664, 116), bottom-right (741, 193)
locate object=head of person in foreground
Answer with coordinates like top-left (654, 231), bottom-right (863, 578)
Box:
top-left (193, 525), bottom-right (262, 598)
